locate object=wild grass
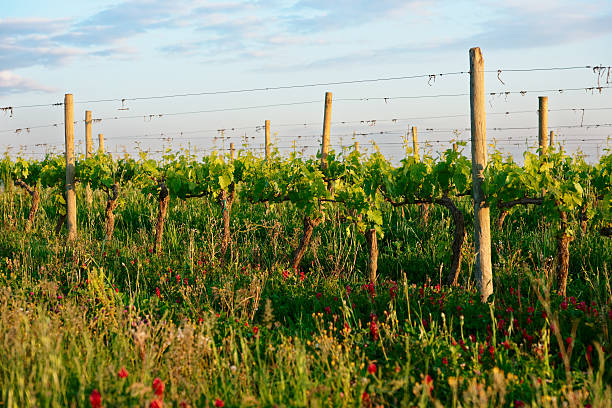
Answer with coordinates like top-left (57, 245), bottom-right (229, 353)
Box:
top-left (0, 184), bottom-right (610, 407)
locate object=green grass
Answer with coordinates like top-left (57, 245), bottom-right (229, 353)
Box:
top-left (0, 184), bottom-right (610, 407)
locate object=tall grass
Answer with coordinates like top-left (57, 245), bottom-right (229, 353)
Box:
top-left (0, 184), bottom-right (610, 407)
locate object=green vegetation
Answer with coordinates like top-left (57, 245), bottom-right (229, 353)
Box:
top-left (0, 145), bottom-right (610, 407)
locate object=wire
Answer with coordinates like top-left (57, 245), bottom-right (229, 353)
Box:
top-left (2, 65), bottom-right (609, 111)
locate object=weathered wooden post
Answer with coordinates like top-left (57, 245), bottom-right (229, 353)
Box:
top-left (290, 92), bottom-right (332, 272)
top-left (321, 92), bottom-right (332, 170)
top-left (265, 120), bottom-right (271, 159)
top-left (412, 126), bottom-right (419, 161)
top-left (539, 96), bottom-right (548, 156)
top-left (470, 47), bottom-right (493, 302)
top-left (85, 111), bottom-right (93, 157)
top-left (230, 142), bottom-right (235, 160)
top-left (85, 110), bottom-right (93, 205)
top-left (64, 93), bottom-right (77, 241)
top-left (98, 133), bottom-right (105, 153)
top-left (549, 130), bottom-right (554, 148)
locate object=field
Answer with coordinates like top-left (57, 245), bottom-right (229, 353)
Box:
top-left (0, 145), bottom-right (611, 408)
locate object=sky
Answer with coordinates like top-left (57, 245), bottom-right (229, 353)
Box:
top-left (1, 0), bottom-right (611, 162)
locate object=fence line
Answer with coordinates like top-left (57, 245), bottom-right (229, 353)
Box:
top-left (3, 64), bottom-right (609, 112)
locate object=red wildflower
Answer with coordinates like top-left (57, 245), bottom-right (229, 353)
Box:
top-left (560, 299), bottom-right (568, 310)
top-left (488, 345), bottom-right (495, 359)
top-left (253, 326), bottom-right (259, 335)
top-left (316, 292), bottom-right (322, 300)
top-left (369, 316), bottom-right (378, 341)
top-left (361, 391), bottom-right (370, 406)
top-left (150, 400), bottom-right (163, 408)
top-left (90, 389), bottom-right (101, 408)
top-left (118, 367), bottom-right (128, 379)
top-left (299, 271), bottom-right (305, 282)
top-left (424, 374), bottom-right (434, 393)
top-left (214, 399), bottom-right (225, 407)
top-left (442, 357), bottom-right (448, 365)
top-left (514, 400), bottom-right (525, 408)
top-left (367, 363), bottom-right (377, 374)
top-left (156, 287), bottom-right (161, 298)
top-left (152, 378), bottom-right (164, 396)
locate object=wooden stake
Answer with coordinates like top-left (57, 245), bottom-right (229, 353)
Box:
top-left (354, 141), bottom-right (359, 153)
top-left (321, 92), bottom-right (332, 169)
top-left (539, 96), bottom-right (548, 156)
top-left (98, 133), bottom-right (104, 153)
top-left (64, 93), bottom-right (77, 241)
top-left (469, 47), bottom-right (493, 302)
top-left (230, 143), bottom-right (235, 160)
top-left (265, 120), bottom-right (271, 159)
top-left (549, 130), bottom-right (555, 148)
top-left (412, 126), bottom-right (419, 161)
top-left (84, 110), bottom-right (93, 205)
top-left (453, 142), bottom-right (458, 152)
top-left (85, 110), bottom-right (93, 158)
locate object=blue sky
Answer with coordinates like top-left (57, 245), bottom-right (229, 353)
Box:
top-left (1, 0), bottom-right (611, 161)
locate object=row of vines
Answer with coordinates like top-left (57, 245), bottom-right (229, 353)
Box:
top-left (1, 145), bottom-right (610, 297)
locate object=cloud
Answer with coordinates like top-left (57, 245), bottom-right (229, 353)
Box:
top-left (0, 71), bottom-right (57, 95)
top-left (2, 0), bottom-right (611, 75)
top-left (468, 1), bottom-right (612, 50)
top-left (0, 43), bottom-right (84, 70)
top-left (55, 0), bottom-right (185, 47)
top-left (260, 0), bottom-right (612, 72)
top-left (0, 17), bottom-right (71, 36)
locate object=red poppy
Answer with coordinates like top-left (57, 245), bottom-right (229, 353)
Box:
top-left (361, 391), bottom-right (370, 405)
top-left (367, 363), bottom-right (376, 374)
top-left (118, 367), bottom-right (128, 379)
top-left (424, 374), bottom-right (434, 393)
top-left (150, 400), bottom-right (163, 408)
top-left (153, 378), bottom-right (165, 396)
top-left (214, 399), bottom-right (225, 407)
top-left (90, 389), bottom-right (101, 408)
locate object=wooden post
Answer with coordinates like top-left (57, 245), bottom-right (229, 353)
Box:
top-left (412, 126), bottom-right (419, 161)
top-left (354, 141), bottom-right (359, 153)
top-left (538, 96), bottom-right (548, 156)
top-left (84, 110), bottom-right (93, 205)
top-left (230, 142), bottom-right (235, 160)
top-left (469, 47), bottom-right (493, 302)
top-left (85, 110), bottom-right (93, 158)
top-left (321, 92), bottom-right (332, 169)
top-left (549, 130), bottom-right (554, 148)
top-left (98, 133), bottom-right (104, 153)
top-left (265, 120), bottom-right (271, 159)
top-left (453, 142), bottom-right (458, 152)
top-left (64, 93), bottom-right (77, 241)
